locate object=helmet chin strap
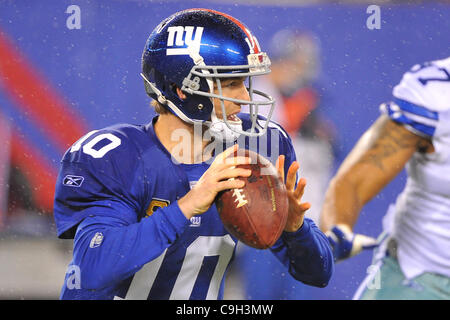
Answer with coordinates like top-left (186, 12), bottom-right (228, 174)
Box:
top-left (208, 108), bottom-right (242, 142)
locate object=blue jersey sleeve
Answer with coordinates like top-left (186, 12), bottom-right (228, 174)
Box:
top-left (66, 203), bottom-right (189, 291)
top-left (53, 127), bottom-right (147, 238)
top-left (270, 218), bottom-right (333, 287)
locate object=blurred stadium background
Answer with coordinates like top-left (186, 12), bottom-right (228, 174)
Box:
top-left (0, 0), bottom-right (449, 299)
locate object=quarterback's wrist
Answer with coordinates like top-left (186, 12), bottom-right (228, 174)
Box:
top-left (283, 216), bottom-right (305, 233)
top-left (177, 196), bottom-right (196, 220)
top-left (282, 218), bottom-right (311, 240)
top-left (177, 193), bottom-right (207, 220)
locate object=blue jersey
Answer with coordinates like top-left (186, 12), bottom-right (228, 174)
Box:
top-left (53, 114), bottom-right (333, 300)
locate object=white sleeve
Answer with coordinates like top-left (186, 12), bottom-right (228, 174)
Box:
top-left (380, 57), bottom-right (450, 138)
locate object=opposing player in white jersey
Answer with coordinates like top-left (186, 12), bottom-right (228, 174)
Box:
top-left (320, 57), bottom-right (450, 299)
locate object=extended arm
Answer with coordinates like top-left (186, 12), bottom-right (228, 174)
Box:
top-left (269, 154), bottom-right (333, 287)
top-left (320, 114), bottom-right (432, 260)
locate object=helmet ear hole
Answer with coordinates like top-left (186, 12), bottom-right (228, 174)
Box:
top-left (172, 85), bottom-right (187, 100)
top-left (183, 94), bottom-right (213, 119)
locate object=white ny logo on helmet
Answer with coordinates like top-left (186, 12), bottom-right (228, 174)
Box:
top-left (166, 26), bottom-right (204, 56)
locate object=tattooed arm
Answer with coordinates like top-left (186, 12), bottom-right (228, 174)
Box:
top-left (320, 114), bottom-right (433, 232)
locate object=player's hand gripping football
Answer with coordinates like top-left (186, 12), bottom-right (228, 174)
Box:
top-left (276, 155), bottom-right (311, 232)
top-left (178, 144), bottom-right (251, 219)
top-left (326, 224), bottom-right (378, 262)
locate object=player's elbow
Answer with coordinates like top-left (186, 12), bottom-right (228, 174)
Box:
top-left (309, 255), bottom-right (334, 288)
top-left (72, 262), bottom-right (109, 290)
top-left (307, 278), bottom-right (331, 288)
top-left (61, 260), bottom-right (109, 291)
top-left (291, 251), bottom-right (334, 288)
top-left (293, 267), bottom-right (333, 288)
top-left (311, 264), bottom-right (333, 288)
top-left (71, 246), bottom-right (118, 290)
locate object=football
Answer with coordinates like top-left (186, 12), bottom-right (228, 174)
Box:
top-left (215, 149), bottom-right (289, 249)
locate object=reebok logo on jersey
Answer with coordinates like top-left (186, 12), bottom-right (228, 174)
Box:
top-left (63, 175), bottom-right (84, 187)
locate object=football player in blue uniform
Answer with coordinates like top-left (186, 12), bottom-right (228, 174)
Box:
top-left (53, 8), bottom-right (333, 300)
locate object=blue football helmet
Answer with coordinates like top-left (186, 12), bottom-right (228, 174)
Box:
top-left (141, 8), bottom-right (275, 141)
